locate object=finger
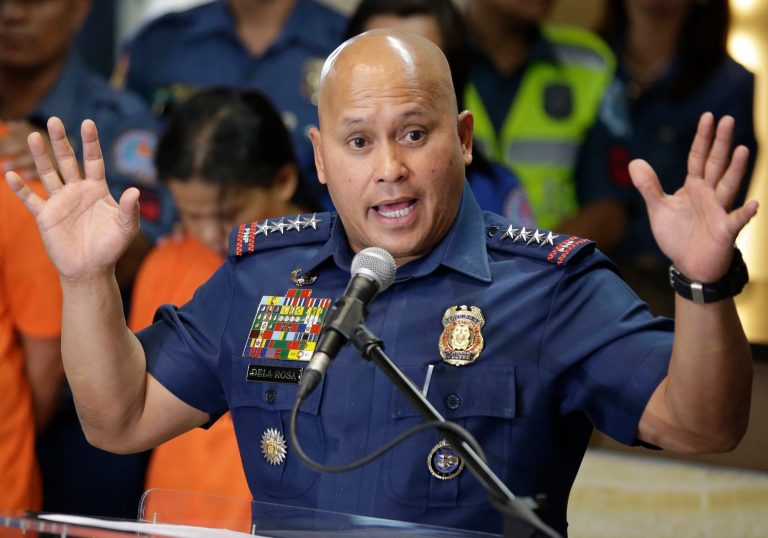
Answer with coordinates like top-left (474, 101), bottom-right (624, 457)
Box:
top-left (716, 145), bottom-right (749, 210)
top-left (686, 112), bottom-right (714, 181)
top-left (80, 119), bottom-right (107, 182)
top-left (118, 187), bottom-right (141, 235)
top-left (726, 199), bottom-right (759, 237)
top-left (47, 117), bottom-right (82, 184)
top-left (28, 131), bottom-right (64, 194)
top-left (629, 159), bottom-right (665, 214)
top-left (703, 115), bottom-right (735, 187)
top-left (4, 170), bottom-right (45, 217)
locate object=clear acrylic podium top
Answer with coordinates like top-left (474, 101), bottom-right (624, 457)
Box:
top-left (0, 489), bottom-right (500, 538)
top-left (138, 488), bottom-right (500, 537)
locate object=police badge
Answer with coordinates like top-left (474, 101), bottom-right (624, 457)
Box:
top-left (439, 305), bottom-right (484, 366)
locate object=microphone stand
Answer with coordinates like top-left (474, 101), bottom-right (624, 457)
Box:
top-left (349, 324), bottom-right (562, 538)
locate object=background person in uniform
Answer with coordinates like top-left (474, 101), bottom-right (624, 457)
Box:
top-left (464, 0), bottom-right (633, 248)
top-left (597, 0), bottom-right (758, 318)
top-left (114, 0), bottom-right (346, 209)
top-left (0, 0), bottom-right (169, 519)
top-left (344, 0), bottom-right (534, 226)
top-left (5, 30), bottom-right (757, 536)
top-left (129, 87), bottom-right (320, 517)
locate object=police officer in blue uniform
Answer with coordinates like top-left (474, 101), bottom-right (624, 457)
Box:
top-left (116, 0), bottom-right (346, 208)
top-left (7, 30), bottom-right (756, 537)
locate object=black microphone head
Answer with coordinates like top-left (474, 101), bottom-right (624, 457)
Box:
top-left (351, 247), bottom-right (397, 293)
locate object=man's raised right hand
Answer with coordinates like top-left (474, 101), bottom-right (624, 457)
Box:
top-left (3, 117), bottom-right (140, 282)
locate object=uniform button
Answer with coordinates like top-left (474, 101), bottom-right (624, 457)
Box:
top-left (487, 226), bottom-right (499, 238)
top-left (265, 389), bottom-right (277, 404)
top-left (445, 393), bottom-right (461, 410)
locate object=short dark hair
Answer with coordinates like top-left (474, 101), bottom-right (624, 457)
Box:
top-left (344, 0), bottom-right (471, 109)
top-left (155, 87), bottom-right (318, 210)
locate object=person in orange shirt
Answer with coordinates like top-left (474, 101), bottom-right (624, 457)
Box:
top-left (128, 88), bottom-right (318, 526)
top-left (0, 124), bottom-right (64, 511)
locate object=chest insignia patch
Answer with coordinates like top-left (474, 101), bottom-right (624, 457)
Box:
top-left (439, 305), bottom-right (485, 367)
top-left (261, 428), bottom-right (287, 466)
top-left (428, 439), bottom-right (464, 480)
top-left (243, 289), bottom-right (332, 361)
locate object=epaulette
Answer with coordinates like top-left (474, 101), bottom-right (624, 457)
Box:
top-left (228, 213), bottom-right (332, 260)
top-left (485, 215), bottom-right (595, 267)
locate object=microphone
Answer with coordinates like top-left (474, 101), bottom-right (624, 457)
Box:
top-left (297, 247), bottom-right (396, 399)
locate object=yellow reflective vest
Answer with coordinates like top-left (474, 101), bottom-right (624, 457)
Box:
top-left (466, 25), bottom-right (616, 229)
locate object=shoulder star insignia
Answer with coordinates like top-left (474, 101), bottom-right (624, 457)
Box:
top-left (529, 229), bottom-right (545, 245)
top-left (301, 213), bottom-right (321, 230)
top-left (500, 225), bottom-right (519, 240)
top-left (255, 220), bottom-right (271, 236)
top-left (545, 231), bottom-right (559, 246)
top-left (515, 227), bottom-right (530, 242)
top-left (286, 215), bottom-right (304, 231)
top-left (271, 217), bottom-right (288, 234)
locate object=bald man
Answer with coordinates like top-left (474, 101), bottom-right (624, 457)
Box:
top-left (4, 30), bottom-right (757, 535)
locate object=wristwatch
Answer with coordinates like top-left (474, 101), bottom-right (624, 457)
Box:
top-left (669, 247), bottom-right (749, 304)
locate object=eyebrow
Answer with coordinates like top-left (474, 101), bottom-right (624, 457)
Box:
top-left (339, 107), bottom-right (430, 128)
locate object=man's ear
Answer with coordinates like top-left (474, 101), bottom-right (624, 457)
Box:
top-left (309, 127), bottom-right (327, 185)
top-left (457, 110), bottom-right (474, 166)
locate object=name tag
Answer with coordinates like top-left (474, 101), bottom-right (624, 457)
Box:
top-left (246, 364), bottom-right (303, 384)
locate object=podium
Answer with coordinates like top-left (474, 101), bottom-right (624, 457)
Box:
top-left (0, 489), bottom-right (500, 538)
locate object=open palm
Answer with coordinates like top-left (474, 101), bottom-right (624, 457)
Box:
top-left (629, 113), bottom-right (758, 283)
top-left (4, 117), bottom-right (140, 280)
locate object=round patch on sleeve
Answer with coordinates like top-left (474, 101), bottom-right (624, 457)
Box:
top-left (112, 129), bottom-right (158, 185)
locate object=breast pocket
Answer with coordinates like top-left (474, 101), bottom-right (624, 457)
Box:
top-left (229, 357), bottom-right (325, 499)
top-left (384, 364), bottom-right (516, 508)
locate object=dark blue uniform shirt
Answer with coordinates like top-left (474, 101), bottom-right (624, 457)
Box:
top-left (31, 53), bottom-right (173, 240)
top-left (120, 0), bottom-right (345, 204)
top-left (138, 186), bottom-right (673, 535)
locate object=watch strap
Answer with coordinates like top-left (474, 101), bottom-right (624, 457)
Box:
top-left (669, 248), bottom-right (749, 304)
